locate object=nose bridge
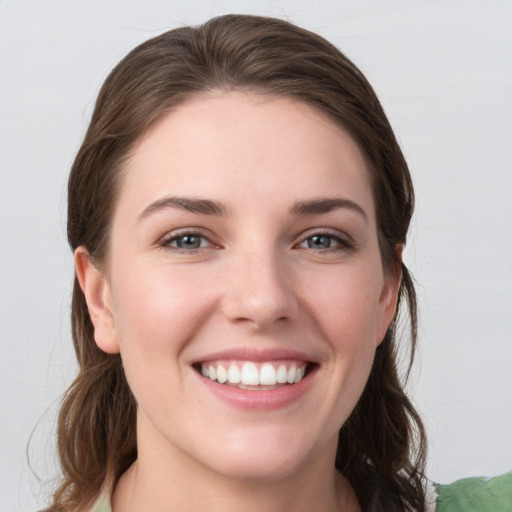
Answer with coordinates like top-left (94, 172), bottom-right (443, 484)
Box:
top-left (222, 240), bottom-right (297, 328)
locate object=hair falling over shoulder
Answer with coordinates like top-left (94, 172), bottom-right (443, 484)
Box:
top-left (48, 14), bottom-right (427, 512)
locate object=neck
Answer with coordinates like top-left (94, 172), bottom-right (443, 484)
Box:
top-left (114, 463), bottom-right (352, 512)
top-left (111, 421), bottom-right (360, 512)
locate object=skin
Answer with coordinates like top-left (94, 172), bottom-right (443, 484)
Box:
top-left (76, 92), bottom-right (401, 512)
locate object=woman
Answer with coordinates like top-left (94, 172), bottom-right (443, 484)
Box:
top-left (46, 14), bottom-right (510, 512)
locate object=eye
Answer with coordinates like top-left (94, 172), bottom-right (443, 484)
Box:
top-left (302, 235), bottom-right (335, 249)
top-left (297, 232), bottom-right (352, 251)
top-left (161, 231), bottom-right (214, 251)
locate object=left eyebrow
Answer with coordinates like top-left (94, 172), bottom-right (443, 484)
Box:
top-left (289, 197), bottom-right (368, 224)
top-left (138, 196), bottom-right (228, 220)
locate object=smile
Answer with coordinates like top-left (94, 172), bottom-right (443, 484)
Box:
top-left (197, 360), bottom-right (311, 389)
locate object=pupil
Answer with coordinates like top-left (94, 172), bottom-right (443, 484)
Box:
top-left (177, 235), bottom-right (200, 249)
top-left (309, 235), bottom-right (330, 249)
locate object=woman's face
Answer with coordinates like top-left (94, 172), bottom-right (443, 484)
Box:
top-left (79, 92), bottom-right (400, 482)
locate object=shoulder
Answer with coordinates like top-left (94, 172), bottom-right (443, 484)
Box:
top-left (434, 472), bottom-right (512, 512)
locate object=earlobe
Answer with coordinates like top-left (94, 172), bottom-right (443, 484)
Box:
top-left (74, 247), bottom-right (120, 354)
top-left (376, 244), bottom-right (403, 346)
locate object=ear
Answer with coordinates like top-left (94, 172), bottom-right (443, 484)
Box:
top-left (376, 244), bottom-right (403, 346)
top-left (74, 247), bottom-right (120, 354)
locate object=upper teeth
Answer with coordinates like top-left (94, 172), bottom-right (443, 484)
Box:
top-left (200, 361), bottom-right (307, 386)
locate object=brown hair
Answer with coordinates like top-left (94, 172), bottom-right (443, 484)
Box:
top-left (50, 14), bottom-right (426, 511)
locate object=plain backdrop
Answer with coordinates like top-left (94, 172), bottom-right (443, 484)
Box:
top-left (1, 1), bottom-right (511, 511)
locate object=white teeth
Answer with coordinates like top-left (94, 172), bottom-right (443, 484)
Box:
top-left (276, 364), bottom-right (288, 384)
top-left (200, 361), bottom-right (309, 387)
top-left (240, 362), bottom-right (260, 385)
top-left (287, 365), bottom-right (296, 384)
top-left (259, 363), bottom-right (277, 385)
top-left (228, 364), bottom-right (241, 384)
top-left (216, 365), bottom-right (228, 384)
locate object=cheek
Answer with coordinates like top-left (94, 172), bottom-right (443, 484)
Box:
top-left (294, 269), bottom-right (381, 434)
top-left (110, 260), bottom-right (216, 368)
top-left (300, 263), bottom-right (383, 407)
top-left (301, 263), bottom-right (384, 348)
top-left (108, 262), bottom-right (218, 421)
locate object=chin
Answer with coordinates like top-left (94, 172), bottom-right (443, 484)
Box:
top-left (196, 427), bottom-right (333, 483)
top-left (209, 451), bottom-right (308, 483)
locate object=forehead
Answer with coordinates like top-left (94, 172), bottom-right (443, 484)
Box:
top-left (119, 92), bottom-right (374, 220)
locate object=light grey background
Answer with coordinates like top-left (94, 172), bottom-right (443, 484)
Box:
top-left (1, 1), bottom-right (511, 511)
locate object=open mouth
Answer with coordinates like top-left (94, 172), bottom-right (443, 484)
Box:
top-left (193, 360), bottom-right (316, 390)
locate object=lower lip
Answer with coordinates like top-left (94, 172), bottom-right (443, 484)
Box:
top-left (196, 367), bottom-right (316, 411)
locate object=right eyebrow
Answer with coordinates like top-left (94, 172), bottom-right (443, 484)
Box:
top-left (138, 196), bottom-right (228, 220)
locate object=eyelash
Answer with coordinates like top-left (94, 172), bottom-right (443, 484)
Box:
top-left (159, 229), bottom-right (217, 253)
top-left (295, 230), bottom-right (354, 253)
top-left (158, 229), bottom-right (354, 254)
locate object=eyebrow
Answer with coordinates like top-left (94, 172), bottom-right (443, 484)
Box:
top-left (138, 195), bottom-right (367, 223)
top-left (289, 197), bottom-right (368, 223)
top-left (138, 196), bottom-right (228, 220)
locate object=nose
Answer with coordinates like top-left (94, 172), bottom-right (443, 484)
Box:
top-left (221, 247), bottom-right (298, 330)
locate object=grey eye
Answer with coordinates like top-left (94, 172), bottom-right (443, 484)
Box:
top-left (305, 235), bottom-right (334, 249)
top-left (172, 234), bottom-right (204, 249)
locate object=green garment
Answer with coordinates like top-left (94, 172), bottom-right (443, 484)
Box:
top-left (89, 473), bottom-right (512, 512)
top-left (89, 491), bottom-right (111, 512)
top-left (435, 473), bottom-right (512, 512)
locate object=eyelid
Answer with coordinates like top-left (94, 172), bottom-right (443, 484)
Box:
top-left (294, 228), bottom-right (355, 250)
top-left (158, 227), bottom-right (221, 250)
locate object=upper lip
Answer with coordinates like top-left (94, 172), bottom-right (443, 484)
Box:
top-left (191, 347), bottom-right (317, 365)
